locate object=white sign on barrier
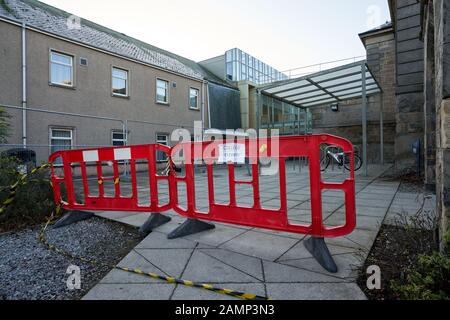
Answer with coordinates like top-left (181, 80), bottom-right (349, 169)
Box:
top-left (218, 143), bottom-right (246, 164)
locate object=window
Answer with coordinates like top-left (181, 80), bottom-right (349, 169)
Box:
top-left (189, 88), bottom-right (199, 110)
top-left (156, 79), bottom-right (169, 104)
top-left (226, 63), bottom-right (233, 80)
top-left (112, 130), bottom-right (126, 146)
top-left (112, 67), bottom-right (128, 96)
top-left (156, 134), bottom-right (169, 162)
top-left (50, 51), bottom-right (73, 87)
top-left (50, 128), bottom-right (73, 164)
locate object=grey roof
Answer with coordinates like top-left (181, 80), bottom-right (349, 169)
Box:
top-left (359, 21), bottom-right (393, 38)
top-left (0, 0), bottom-right (231, 85)
top-left (260, 60), bottom-right (381, 108)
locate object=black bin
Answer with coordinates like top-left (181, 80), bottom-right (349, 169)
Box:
top-left (3, 148), bottom-right (37, 167)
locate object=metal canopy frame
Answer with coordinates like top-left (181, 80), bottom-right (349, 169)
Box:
top-left (260, 60), bottom-right (383, 176)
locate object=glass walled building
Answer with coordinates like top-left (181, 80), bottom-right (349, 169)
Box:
top-left (258, 94), bottom-right (312, 135)
top-left (199, 48), bottom-right (310, 136)
top-left (225, 48), bottom-right (288, 84)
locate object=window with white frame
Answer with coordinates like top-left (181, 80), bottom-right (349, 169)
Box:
top-left (50, 128), bottom-right (73, 157)
top-left (156, 79), bottom-right (169, 104)
top-left (112, 67), bottom-right (129, 96)
top-left (156, 134), bottom-right (169, 162)
top-left (189, 88), bottom-right (199, 110)
top-left (50, 51), bottom-right (73, 87)
top-left (112, 130), bottom-right (126, 146)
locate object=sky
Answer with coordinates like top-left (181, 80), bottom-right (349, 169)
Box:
top-left (40, 0), bottom-right (391, 73)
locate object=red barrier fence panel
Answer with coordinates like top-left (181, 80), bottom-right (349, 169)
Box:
top-left (49, 134), bottom-right (356, 238)
top-left (49, 144), bottom-right (172, 213)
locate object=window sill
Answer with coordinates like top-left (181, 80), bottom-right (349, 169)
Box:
top-left (156, 101), bottom-right (170, 106)
top-left (112, 93), bottom-right (130, 99)
top-left (189, 107), bottom-right (200, 111)
top-left (49, 83), bottom-right (76, 90)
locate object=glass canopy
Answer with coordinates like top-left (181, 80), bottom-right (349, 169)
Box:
top-left (260, 60), bottom-right (381, 108)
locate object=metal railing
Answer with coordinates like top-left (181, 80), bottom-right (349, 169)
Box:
top-left (281, 56), bottom-right (366, 79)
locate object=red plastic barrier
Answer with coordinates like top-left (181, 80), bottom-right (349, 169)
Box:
top-left (49, 134), bottom-right (356, 238)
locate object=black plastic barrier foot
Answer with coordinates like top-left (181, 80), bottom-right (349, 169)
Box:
top-left (53, 210), bottom-right (94, 229)
top-left (304, 237), bottom-right (338, 273)
top-left (139, 213), bottom-right (171, 236)
top-left (167, 219), bottom-right (215, 239)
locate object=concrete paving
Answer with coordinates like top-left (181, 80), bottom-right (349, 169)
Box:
top-left (82, 162), bottom-right (419, 300)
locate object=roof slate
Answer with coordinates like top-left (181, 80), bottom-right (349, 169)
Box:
top-left (0, 0), bottom-right (230, 85)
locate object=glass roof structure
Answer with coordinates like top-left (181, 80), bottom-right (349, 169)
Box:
top-left (260, 60), bottom-right (381, 108)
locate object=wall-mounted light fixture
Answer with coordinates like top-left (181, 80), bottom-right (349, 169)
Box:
top-left (331, 103), bottom-right (339, 112)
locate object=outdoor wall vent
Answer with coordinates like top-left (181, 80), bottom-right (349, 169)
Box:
top-left (80, 57), bottom-right (88, 66)
top-left (172, 82), bottom-right (177, 88)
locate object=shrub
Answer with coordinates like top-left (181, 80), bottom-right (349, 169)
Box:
top-left (0, 156), bottom-right (57, 233)
top-left (445, 224), bottom-right (450, 250)
top-left (0, 106), bottom-right (10, 144)
top-left (391, 251), bottom-right (450, 300)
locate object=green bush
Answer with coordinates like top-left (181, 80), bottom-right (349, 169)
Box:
top-left (0, 156), bottom-right (57, 232)
top-left (445, 224), bottom-right (450, 249)
top-left (391, 251), bottom-right (450, 300)
top-left (0, 106), bottom-right (10, 144)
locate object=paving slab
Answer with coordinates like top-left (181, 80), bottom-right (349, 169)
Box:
top-left (171, 283), bottom-right (267, 300)
top-left (135, 248), bottom-right (195, 278)
top-left (114, 213), bottom-right (152, 227)
top-left (85, 164), bottom-right (397, 300)
top-left (266, 283), bottom-right (367, 300)
top-left (220, 230), bottom-right (298, 261)
top-left (184, 224), bottom-right (250, 247)
top-left (94, 211), bottom-right (139, 220)
top-left (136, 230), bottom-right (198, 249)
top-left (262, 260), bottom-right (344, 283)
top-left (355, 198), bottom-right (393, 208)
top-left (181, 251), bottom-right (260, 283)
top-left (83, 283), bottom-right (176, 300)
top-left (353, 206), bottom-right (390, 217)
top-left (277, 240), bottom-right (356, 262)
top-left (100, 250), bottom-right (171, 284)
top-left (197, 248), bottom-right (264, 281)
top-left (280, 251), bottom-right (364, 280)
top-left (325, 213), bottom-right (384, 231)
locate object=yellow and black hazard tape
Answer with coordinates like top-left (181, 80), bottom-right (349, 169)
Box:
top-left (3, 160), bottom-right (270, 300)
top-left (115, 267), bottom-right (269, 300)
top-left (97, 178), bottom-right (120, 185)
top-left (0, 163), bottom-right (51, 215)
top-left (38, 206), bottom-right (271, 301)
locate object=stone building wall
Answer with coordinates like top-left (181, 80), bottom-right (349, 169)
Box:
top-left (310, 24), bottom-right (397, 164)
top-left (423, 1), bottom-right (437, 189)
top-left (311, 95), bottom-right (394, 164)
top-left (361, 25), bottom-right (397, 164)
top-left (430, 0), bottom-right (450, 250)
top-left (392, 0), bottom-right (425, 170)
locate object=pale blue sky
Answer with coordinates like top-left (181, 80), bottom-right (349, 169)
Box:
top-left (41, 0), bottom-right (391, 72)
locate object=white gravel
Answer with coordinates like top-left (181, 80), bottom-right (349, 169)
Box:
top-left (0, 217), bottom-right (142, 300)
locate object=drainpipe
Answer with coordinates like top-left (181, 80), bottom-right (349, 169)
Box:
top-left (206, 82), bottom-right (211, 129)
top-left (21, 23), bottom-right (27, 148)
top-left (201, 80), bottom-right (206, 131)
